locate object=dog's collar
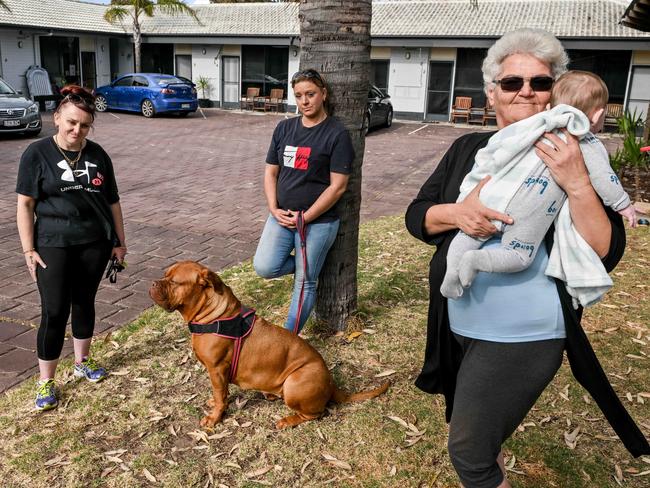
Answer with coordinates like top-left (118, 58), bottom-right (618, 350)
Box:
top-left (188, 306), bottom-right (255, 339)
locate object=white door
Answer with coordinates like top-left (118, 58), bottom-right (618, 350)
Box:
top-left (175, 55), bottom-right (192, 81)
top-left (628, 66), bottom-right (650, 122)
top-left (222, 56), bottom-right (240, 106)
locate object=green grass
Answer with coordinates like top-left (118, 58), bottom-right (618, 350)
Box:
top-left (0, 215), bottom-right (648, 487)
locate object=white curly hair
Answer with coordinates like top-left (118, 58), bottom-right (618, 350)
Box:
top-left (482, 28), bottom-right (569, 94)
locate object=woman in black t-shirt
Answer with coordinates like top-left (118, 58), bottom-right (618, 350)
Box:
top-left (16, 85), bottom-right (126, 412)
top-left (253, 69), bottom-right (355, 334)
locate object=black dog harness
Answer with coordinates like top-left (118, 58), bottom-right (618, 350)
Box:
top-left (188, 306), bottom-right (256, 381)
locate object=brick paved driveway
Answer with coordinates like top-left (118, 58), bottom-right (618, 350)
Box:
top-left (0, 109), bottom-right (620, 392)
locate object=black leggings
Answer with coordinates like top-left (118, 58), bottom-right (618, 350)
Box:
top-left (448, 333), bottom-right (565, 488)
top-left (35, 240), bottom-right (113, 361)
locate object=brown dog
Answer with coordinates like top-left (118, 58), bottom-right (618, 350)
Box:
top-left (149, 261), bottom-right (389, 429)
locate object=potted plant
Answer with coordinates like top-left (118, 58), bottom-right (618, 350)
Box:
top-left (610, 109), bottom-right (649, 203)
top-left (195, 76), bottom-right (212, 108)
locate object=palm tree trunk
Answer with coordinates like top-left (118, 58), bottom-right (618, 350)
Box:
top-left (133, 21), bottom-right (142, 73)
top-left (299, 0), bottom-right (371, 331)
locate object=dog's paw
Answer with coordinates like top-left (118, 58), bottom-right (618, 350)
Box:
top-left (200, 414), bottom-right (220, 428)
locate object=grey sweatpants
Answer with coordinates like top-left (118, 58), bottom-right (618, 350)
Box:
top-left (441, 136), bottom-right (629, 300)
top-left (448, 333), bottom-right (565, 488)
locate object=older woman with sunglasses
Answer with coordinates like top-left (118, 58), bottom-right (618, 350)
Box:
top-left (16, 85), bottom-right (126, 411)
top-left (406, 29), bottom-right (646, 487)
top-left (253, 69), bottom-right (354, 334)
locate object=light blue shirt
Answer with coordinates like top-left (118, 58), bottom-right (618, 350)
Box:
top-left (448, 237), bottom-right (566, 343)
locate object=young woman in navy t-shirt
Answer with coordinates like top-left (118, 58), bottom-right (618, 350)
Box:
top-left (253, 69), bottom-right (355, 333)
top-left (16, 86), bottom-right (126, 411)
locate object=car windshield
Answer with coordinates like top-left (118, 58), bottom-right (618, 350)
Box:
top-left (0, 79), bottom-right (16, 95)
top-left (152, 75), bottom-right (185, 86)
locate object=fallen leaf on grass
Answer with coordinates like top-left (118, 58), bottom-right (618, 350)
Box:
top-left (322, 453), bottom-right (352, 470)
top-left (375, 370), bottom-right (396, 378)
top-left (168, 425), bottom-right (177, 437)
top-left (109, 368), bottom-right (130, 376)
top-left (208, 430), bottom-right (232, 440)
top-left (632, 470), bottom-right (650, 477)
top-left (224, 462), bottom-right (241, 470)
top-left (188, 430), bottom-right (210, 444)
top-left (564, 427), bottom-right (581, 449)
top-left (300, 460), bottom-right (312, 474)
top-left (240, 421), bottom-right (252, 428)
top-left (101, 466), bottom-right (117, 478)
top-left (614, 464), bottom-right (624, 484)
top-left (44, 455), bottom-right (70, 467)
top-left (245, 466), bottom-right (273, 478)
top-left (105, 455), bottom-right (124, 464)
top-left (104, 449), bottom-right (127, 456)
top-left (362, 329), bottom-right (376, 334)
top-left (317, 427), bottom-right (326, 441)
top-left (143, 468), bottom-right (157, 483)
top-left (389, 465), bottom-right (397, 476)
top-left (626, 354), bottom-right (646, 360)
top-left (387, 415), bottom-right (410, 429)
top-left (347, 331), bottom-right (363, 342)
top-left (235, 397), bottom-right (248, 409)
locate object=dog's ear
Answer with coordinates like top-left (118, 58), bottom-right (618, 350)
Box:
top-left (198, 268), bottom-right (224, 293)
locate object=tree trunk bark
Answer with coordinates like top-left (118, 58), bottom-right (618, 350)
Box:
top-left (133, 23), bottom-right (142, 73)
top-left (299, 0), bottom-right (371, 331)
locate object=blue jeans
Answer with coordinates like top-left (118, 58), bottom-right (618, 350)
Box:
top-left (253, 214), bottom-right (339, 333)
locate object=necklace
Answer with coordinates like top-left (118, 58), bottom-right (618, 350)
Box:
top-left (53, 135), bottom-right (83, 169)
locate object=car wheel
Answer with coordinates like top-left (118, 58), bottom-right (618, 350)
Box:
top-left (362, 113), bottom-right (370, 137)
top-left (141, 99), bottom-right (155, 118)
top-left (385, 108), bottom-right (393, 128)
top-left (95, 95), bottom-right (108, 112)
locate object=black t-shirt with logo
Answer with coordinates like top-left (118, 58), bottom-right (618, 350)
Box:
top-left (266, 116), bottom-right (354, 222)
top-left (16, 137), bottom-right (120, 247)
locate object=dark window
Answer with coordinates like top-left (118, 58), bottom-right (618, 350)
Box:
top-left (133, 76), bottom-right (149, 87)
top-left (453, 48), bottom-right (488, 108)
top-left (242, 46), bottom-right (288, 97)
top-left (371, 60), bottom-right (389, 94)
top-left (567, 50), bottom-right (631, 104)
top-left (140, 44), bottom-right (174, 74)
top-left (40, 36), bottom-right (80, 88)
top-left (114, 76), bottom-right (133, 87)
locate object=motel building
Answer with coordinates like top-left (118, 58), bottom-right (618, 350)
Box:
top-left (1, 0), bottom-right (649, 122)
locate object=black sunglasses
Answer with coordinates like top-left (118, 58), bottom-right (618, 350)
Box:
top-left (493, 76), bottom-right (554, 92)
top-left (291, 69), bottom-right (324, 84)
top-left (105, 257), bottom-right (126, 284)
top-left (65, 93), bottom-right (96, 110)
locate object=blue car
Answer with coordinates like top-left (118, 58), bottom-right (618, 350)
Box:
top-left (94, 73), bottom-right (198, 118)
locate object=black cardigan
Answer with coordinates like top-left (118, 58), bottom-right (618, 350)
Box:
top-left (405, 131), bottom-right (649, 457)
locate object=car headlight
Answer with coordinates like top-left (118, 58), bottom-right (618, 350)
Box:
top-left (27, 103), bottom-right (39, 114)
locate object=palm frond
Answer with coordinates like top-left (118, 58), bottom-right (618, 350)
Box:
top-left (104, 6), bottom-right (130, 23)
top-left (157, 0), bottom-right (200, 22)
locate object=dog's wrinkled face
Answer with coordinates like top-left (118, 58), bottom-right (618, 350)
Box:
top-left (149, 261), bottom-right (223, 313)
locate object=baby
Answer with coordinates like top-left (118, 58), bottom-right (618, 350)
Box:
top-left (441, 70), bottom-right (636, 301)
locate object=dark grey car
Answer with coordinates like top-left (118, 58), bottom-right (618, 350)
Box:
top-left (364, 84), bottom-right (393, 135)
top-left (0, 77), bottom-right (41, 136)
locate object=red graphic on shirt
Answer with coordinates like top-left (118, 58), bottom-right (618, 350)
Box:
top-left (294, 147), bottom-right (311, 170)
top-left (92, 178), bottom-right (103, 186)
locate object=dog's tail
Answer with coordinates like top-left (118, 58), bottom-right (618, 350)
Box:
top-left (332, 381), bottom-right (390, 404)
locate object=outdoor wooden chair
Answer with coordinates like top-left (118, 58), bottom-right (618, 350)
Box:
top-left (450, 96), bottom-right (473, 123)
top-left (482, 100), bottom-right (497, 126)
top-left (604, 103), bottom-right (624, 130)
top-left (240, 87), bottom-right (260, 110)
top-left (264, 88), bottom-right (285, 112)
top-left (468, 102), bottom-right (485, 125)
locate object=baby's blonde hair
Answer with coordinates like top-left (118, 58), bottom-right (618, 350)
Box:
top-left (550, 70), bottom-right (609, 115)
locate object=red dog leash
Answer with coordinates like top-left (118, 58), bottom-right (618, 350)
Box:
top-left (292, 211), bottom-right (308, 335)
